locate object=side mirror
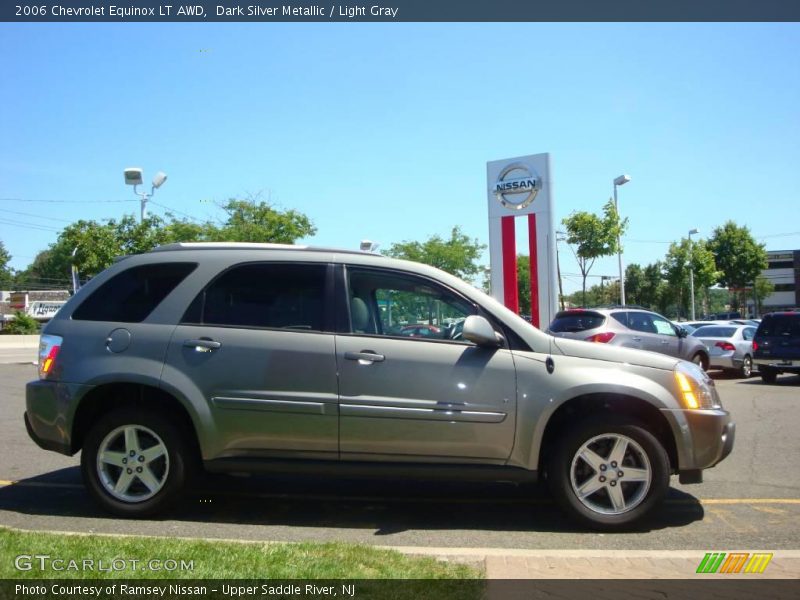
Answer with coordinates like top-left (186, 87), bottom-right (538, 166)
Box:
top-left (675, 325), bottom-right (688, 338)
top-left (462, 315), bottom-right (504, 348)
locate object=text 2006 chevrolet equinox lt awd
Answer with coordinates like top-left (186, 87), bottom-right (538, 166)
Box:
top-left (25, 243), bottom-right (734, 530)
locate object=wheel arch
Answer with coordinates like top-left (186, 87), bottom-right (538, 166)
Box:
top-left (536, 393), bottom-right (679, 477)
top-left (70, 382), bottom-right (201, 464)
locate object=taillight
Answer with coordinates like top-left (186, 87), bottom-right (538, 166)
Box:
top-left (715, 341), bottom-right (736, 352)
top-left (753, 341), bottom-right (759, 351)
top-left (585, 332), bottom-right (615, 343)
top-left (38, 334), bottom-right (63, 379)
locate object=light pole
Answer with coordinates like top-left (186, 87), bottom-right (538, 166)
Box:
top-left (124, 168), bottom-right (168, 222)
top-left (688, 228), bottom-right (699, 320)
top-left (613, 174), bottom-right (630, 306)
top-left (555, 231), bottom-right (567, 310)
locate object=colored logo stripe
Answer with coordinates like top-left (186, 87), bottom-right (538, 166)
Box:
top-left (697, 552), bottom-right (773, 574)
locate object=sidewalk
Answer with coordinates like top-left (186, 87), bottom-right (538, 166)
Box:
top-left (390, 547), bottom-right (800, 579)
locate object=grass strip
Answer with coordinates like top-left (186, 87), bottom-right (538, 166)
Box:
top-left (0, 527), bottom-right (482, 580)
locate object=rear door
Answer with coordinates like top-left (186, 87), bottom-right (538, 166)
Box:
top-left (162, 262), bottom-right (339, 459)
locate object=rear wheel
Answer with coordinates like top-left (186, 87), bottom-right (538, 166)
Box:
top-left (740, 355), bottom-right (753, 379)
top-left (761, 367), bottom-right (778, 384)
top-left (547, 416), bottom-right (670, 530)
top-left (81, 408), bottom-right (190, 517)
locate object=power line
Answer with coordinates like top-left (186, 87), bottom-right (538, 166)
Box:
top-left (2, 209), bottom-right (73, 223)
top-left (0, 218), bottom-right (61, 232)
top-left (0, 197), bottom-right (136, 204)
top-left (148, 201), bottom-right (203, 223)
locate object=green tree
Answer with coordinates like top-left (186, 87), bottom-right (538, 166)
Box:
top-left (624, 264), bottom-right (645, 307)
top-left (707, 221), bottom-right (768, 310)
top-left (22, 200), bottom-right (317, 283)
top-left (383, 226), bottom-right (486, 282)
top-left (562, 198), bottom-right (628, 305)
top-left (516, 255), bottom-right (531, 315)
top-left (218, 199), bottom-right (316, 244)
top-left (0, 241), bottom-right (14, 288)
top-left (663, 238), bottom-right (719, 319)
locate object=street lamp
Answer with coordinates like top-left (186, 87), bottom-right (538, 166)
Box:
top-left (124, 167), bottom-right (168, 222)
top-left (688, 228), bottom-right (699, 320)
top-left (613, 174), bottom-right (631, 306)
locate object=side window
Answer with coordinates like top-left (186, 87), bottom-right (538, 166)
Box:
top-left (628, 312), bottom-right (656, 334)
top-left (72, 262), bottom-right (196, 323)
top-left (743, 327), bottom-right (756, 341)
top-left (347, 268), bottom-right (476, 342)
top-left (610, 311), bottom-right (629, 327)
top-left (652, 315), bottom-right (677, 336)
top-left (185, 263), bottom-right (326, 331)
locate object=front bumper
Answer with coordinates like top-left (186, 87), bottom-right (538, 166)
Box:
top-left (662, 407), bottom-right (735, 483)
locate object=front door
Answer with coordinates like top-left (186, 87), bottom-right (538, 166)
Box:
top-left (336, 267), bottom-right (517, 462)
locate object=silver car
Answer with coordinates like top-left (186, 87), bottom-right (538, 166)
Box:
top-left (548, 308), bottom-right (711, 370)
top-left (25, 243), bottom-right (733, 530)
top-left (691, 324), bottom-right (758, 378)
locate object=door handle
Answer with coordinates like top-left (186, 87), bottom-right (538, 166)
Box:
top-left (660, 340), bottom-right (670, 345)
top-left (632, 337), bottom-right (642, 342)
top-left (183, 338), bottom-right (221, 352)
top-left (344, 351), bottom-right (385, 363)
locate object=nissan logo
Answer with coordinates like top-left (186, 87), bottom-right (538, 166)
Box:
top-left (494, 162), bottom-right (540, 210)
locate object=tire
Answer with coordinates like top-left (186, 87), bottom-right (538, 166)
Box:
top-left (740, 355), bottom-right (753, 379)
top-left (691, 352), bottom-right (709, 371)
top-left (81, 408), bottom-right (190, 517)
top-left (761, 367), bottom-right (778, 384)
top-left (547, 416), bottom-right (670, 531)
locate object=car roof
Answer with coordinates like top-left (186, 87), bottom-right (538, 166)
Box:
top-left (148, 242), bottom-right (374, 256)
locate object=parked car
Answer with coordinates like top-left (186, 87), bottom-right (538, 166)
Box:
top-left (690, 324), bottom-right (757, 378)
top-left (399, 324), bottom-right (441, 338)
top-left (26, 243), bottom-right (734, 530)
top-left (753, 311), bottom-right (800, 383)
top-left (548, 308), bottom-right (710, 370)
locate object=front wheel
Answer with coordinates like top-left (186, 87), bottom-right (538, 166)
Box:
top-left (81, 408), bottom-right (190, 517)
top-left (547, 416), bottom-right (670, 531)
top-left (692, 352), bottom-right (709, 371)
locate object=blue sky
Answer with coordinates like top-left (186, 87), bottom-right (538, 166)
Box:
top-left (1, 23), bottom-right (798, 294)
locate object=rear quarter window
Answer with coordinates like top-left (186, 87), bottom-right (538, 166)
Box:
top-left (549, 312), bottom-right (605, 333)
top-left (757, 315), bottom-right (800, 338)
top-left (72, 262), bottom-right (197, 323)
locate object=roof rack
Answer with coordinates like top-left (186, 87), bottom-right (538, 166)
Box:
top-left (148, 242), bottom-right (377, 256)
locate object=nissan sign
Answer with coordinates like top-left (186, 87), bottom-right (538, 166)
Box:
top-left (494, 162), bottom-right (540, 210)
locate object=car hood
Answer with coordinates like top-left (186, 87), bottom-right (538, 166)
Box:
top-left (550, 336), bottom-right (681, 371)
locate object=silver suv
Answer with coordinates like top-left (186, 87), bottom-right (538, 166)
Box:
top-left (548, 307), bottom-right (710, 370)
top-left (25, 243), bottom-right (734, 530)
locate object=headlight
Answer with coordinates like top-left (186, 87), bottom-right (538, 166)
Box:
top-left (673, 361), bottom-right (721, 410)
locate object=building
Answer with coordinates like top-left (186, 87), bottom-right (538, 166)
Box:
top-left (760, 250), bottom-right (799, 313)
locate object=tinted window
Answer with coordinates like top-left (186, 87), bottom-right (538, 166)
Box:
top-left (72, 262), bottom-right (196, 323)
top-left (550, 311), bottom-right (605, 333)
top-left (626, 312), bottom-right (656, 334)
top-left (692, 326), bottom-right (737, 338)
top-left (187, 263), bottom-right (326, 331)
top-left (742, 327), bottom-right (756, 341)
top-left (757, 314), bottom-right (800, 338)
top-left (347, 269), bottom-right (476, 342)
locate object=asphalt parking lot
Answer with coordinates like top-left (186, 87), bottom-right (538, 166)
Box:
top-left (1, 363), bottom-right (799, 552)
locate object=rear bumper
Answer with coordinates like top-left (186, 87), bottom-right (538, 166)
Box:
top-left (709, 353), bottom-right (739, 370)
top-left (25, 379), bottom-right (91, 456)
top-left (754, 358), bottom-right (800, 372)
